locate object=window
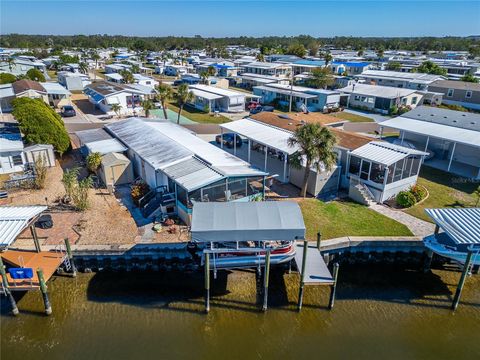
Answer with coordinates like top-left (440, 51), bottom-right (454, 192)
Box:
top-left (348, 156), bottom-right (361, 176)
top-left (412, 97), bottom-right (418, 105)
top-left (401, 98), bottom-right (407, 105)
top-left (360, 160), bottom-right (370, 180)
top-left (12, 155), bottom-right (23, 166)
top-left (393, 159), bottom-right (404, 182)
top-left (370, 163), bottom-right (385, 185)
top-left (228, 178), bottom-right (247, 200)
top-left (447, 89), bottom-right (454, 97)
top-left (466, 91), bottom-right (472, 99)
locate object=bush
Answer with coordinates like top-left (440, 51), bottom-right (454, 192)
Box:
top-left (131, 181), bottom-right (150, 206)
top-left (26, 68), bottom-right (46, 82)
top-left (410, 185), bottom-right (427, 203)
top-left (86, 152), bottom-right (102, 172)
top-left (0, 73), bottom-right (16, 84)
top-left (12, 98), bottom-right (70, 155)
top-left (396, 190), bottom-right (417, 208)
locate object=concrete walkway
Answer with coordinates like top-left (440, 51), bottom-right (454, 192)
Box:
top-left (369, 203), bottom-right (435, 237)
top-left (344, 109), bottom-right (391, 123)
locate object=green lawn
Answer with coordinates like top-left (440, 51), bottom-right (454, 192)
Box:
top-left (166, 102), bottom-right (231, 124)
top-left (404, 166), bottom-right (478, 222)
top-left (330, 111), bottom-right (374, 123)
top-left (299, 198), bottom-right (413, 240)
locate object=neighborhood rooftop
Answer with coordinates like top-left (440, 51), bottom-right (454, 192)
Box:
top-left (340, 83), bottom-right (418, 98)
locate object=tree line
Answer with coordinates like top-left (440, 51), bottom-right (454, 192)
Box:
top-left (1, 34), bottom-right (478, 53)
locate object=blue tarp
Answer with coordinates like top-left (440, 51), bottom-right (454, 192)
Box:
top-left (9, 267), bottom-right (34, 279)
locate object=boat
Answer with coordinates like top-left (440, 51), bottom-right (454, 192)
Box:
top-left (196, 241), bottom-right (296, 270)
top-left (424, 233), bottom-right (480, 266)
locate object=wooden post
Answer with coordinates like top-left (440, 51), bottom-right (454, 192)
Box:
top-left (316, 232), bottom-right (321, 250)
top-left (37, 268), bottom-right (52, 315)
top-left (0, 257), bottom-right (19, 316)
top-left (451, 250), bottom-right (473, 311)
top-left (328, 263), bottom-right (340, 310)
top-left (30, 225), bottom-right (41, 253)
top-left (64, 238), bottom-right (77, 277)
top-left (204, 253), bottom-right (210, 313)
top-left (424, 225), bottom-right (439, 273)
top-left (297, 239), bottom-right (308, 311)
top-left (262, 250), bottom-right (271, 312)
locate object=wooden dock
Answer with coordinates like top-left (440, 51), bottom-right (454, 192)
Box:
top-left (1, 250), bottom-right (65, 291)
top-left (294, 242), bottom-right (334, 285)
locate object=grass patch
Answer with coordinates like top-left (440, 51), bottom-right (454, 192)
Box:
top-left (47, 70), bottom-right (57, 81)
top-left (404, 166), bottom-right (478, 222)
top-left (0, 174), bottom-right (10, 189)
top-left (299, 198), bottom-right (413, 240)
top-left (330, 111), bottom-right (374, 123)
top-left (166, 102), bottom-right (230, 124)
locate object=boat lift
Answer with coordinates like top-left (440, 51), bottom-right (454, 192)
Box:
top-left (423, 208), bottom-right (480, 310)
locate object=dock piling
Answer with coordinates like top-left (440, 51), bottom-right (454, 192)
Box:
top-left (30, 225), bottom-right (41, 253)
top-left (297, 239), bottom-right (308, 311)
top-left (328, 263), bottom-right (340, 310)
top-left (64, 238), bottom-right (77, 277)
top-left (262, 250), bottom-right (271, 312)
top-left (37, 268), bottom-right (52, 315)
top-left (204, 253), bottom-right (210, 313)
top-left (451, 249), bottom-right (473, 311)
top-left (316, 232), bottom-right (321, 250)
top-left (0, 257), bottom-right (19, 316)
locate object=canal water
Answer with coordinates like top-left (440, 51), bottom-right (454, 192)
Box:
top-left (2, 265), bottom-right (479, 360)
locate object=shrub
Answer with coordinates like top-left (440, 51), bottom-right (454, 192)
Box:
top-left (86, 152), bottom-right (102, 172)
top-left (131, 181), bottom-right (150, 205)
top-left (33, 155), bottom-right (48, 189)
top-left (410, 185), bottom-right (427, 203)
top-left (12, 98), bottom-right (70, 155)
top-left (396, 190), bottom-right (417, 208)
top-left (72, 177), bottom-right (93, 211)
top-left (26, 68), bottom-right (46, 82)
top-left (0, 73), bottom-right (16, 84)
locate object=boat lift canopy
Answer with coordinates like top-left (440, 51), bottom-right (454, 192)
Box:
top-left (425, 208), bottom-right (480, 247)
top-left (0, 206), bottom-right (47, 249)
top-left (191, 201), bottom-right (306, 243)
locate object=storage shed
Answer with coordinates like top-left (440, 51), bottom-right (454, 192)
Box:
top-left (98, 152), bottom-right (134, 187)
top-left (23, 144), bottom-right (55, 167)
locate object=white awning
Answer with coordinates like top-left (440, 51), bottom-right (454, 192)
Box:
top-left (350, 141), bottom-right (427, 166)
top-left (191, 201), bottom-right (306, 242)
top-left (425, 208), bottom-right (480, 245)
top-left (0, 206), bottom-right (47, 248)
top-left (162, 157), bottom-right (224, 191)
top-left (220, 118), bottom-right (298, 155)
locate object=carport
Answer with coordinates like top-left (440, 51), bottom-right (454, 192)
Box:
top-left (219, 118), bottom-right (298, 183)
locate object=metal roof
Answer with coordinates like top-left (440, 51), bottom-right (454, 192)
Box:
top-left (85, 138), bottom-right (127, 155)
top-left (190, 87), bottom-right (223, 101)
top-left (350, 141), bottom-right (427, 166)
top-left (401, 106), bottom-right (480, 132)
top-left (254, 85), bottom-right (318, 99)
top-left (220, 118), bottom-right (298, 155)
top-left (189, 84), bottom-right (245, 98)
top-left (76, 128), bottom-right (113, 145)
top-left (340, 84), bottom-right (418, 98)
top-left (360, 70), bottom-right (445, 83)
top-left (425, 208), bottom-right (480, 245)
top-left (191, 201), bottom-right (306, 243)
top-left (0, 206), bottom-right (47, 248)
top-left (162, 157), bottom-right (223, 191)
top-left (0, 123), bottom-right (23, 152)
top-left (380, 117), bottom-right (480, 148)
top-left (40, 82), bottom-right (71, 95)
top-left (105, 118), bottom-right (193, 170)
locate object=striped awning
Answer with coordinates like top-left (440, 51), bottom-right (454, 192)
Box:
top-left (425, 208), bottom-right (480, 245)
top-left (0, 206), bottom-right (47, 248)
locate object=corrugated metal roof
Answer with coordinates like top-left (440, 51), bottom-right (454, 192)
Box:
top-left (220, 118), bottom-right (298, 155)
top-left (101, 152), bottom-right (130, 166)
top-left (380, 117), bottom-right (480, 148)
top-left (401, 106), bottom-right (480, 132)
top-left (76, 128), bottom-right (113, 145)
top-left (190, 88), bottom-right (223, 101)
top-left (190, 84), bottom-right (245, 98)
top-left (85, 139), bottom-right (127, 155)
top-left (254, 85), bottom-right (318, 99)
top-left (162, 157), bottom-right (223, 191)
top-left (351, 141), bottom-right (427, 166)
top-left (191, 201), bottom-right (305, 243)
top-left (0, 206), bottom-right (47, 248)
top-left (340, 84), bottom-right (418, 98)
top-left (425, 208), bottom-right (480, 245)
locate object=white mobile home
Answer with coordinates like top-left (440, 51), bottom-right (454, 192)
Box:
top-left (189, 84), bottom-right (246, 113)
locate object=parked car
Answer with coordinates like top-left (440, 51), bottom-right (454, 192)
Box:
top-left (60, 105), bottom-right (76, 117)
top-left (215, 133), bottom-right (243, 148)
top-left (249, 105), bottom-right (274, 115)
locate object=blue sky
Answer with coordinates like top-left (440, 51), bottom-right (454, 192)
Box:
top-left (1, 1), bottom-right (479, 37)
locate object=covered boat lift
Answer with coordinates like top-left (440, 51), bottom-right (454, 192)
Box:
top-left (0, 206), bottom-right (75, 315)
top-left (423, 207), bottom-right (480, 310)
top-left (191, 201), bottom-right (337, 312)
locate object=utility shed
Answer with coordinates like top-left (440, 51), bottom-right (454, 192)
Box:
top-left (23, 144), bottom-right (55, 167)
top-left (191, 201), bottom-right (306, 243)
top-left (98, 152), bottom-right (134, 187)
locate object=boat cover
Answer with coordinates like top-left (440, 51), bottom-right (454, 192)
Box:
top-left (425, 208), bottom-right (480, 246)
top-left (191, 201), bottom-right (306, 242)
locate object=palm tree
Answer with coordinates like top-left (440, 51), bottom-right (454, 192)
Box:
top-left (120, 70), bottom-right (135, 84)
top-left (79, 62), bottom-right (88, 74)
top-left (308, 67), bottom-right (334, 89)
top-left (324, 52), bottom-right (333, 66)
top-left (156, 83), bottom-right (173, 119)
top-left (91, 52), bottom-right (101, 81)
top-left (288, 123), bottom-right (337, 198)
top-left (141, 99), bottom-right (154, 118)
top-left (6, 57), bottom-right (15, 72)
top-left (175, 83), bottom-right (194, 124)
top-left (110, 103), bottom-right (122, 118)
top-left (256, 53), bottom-right (265, 62)
top-left (200, 71), bottom-right (209, 84)
top-left (207, 65), bottom-right (216, 77)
